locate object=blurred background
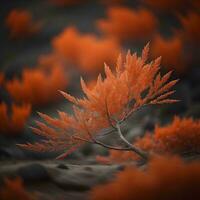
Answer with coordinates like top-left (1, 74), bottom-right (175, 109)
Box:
top-left (0, 0), bottom-right (199, 161)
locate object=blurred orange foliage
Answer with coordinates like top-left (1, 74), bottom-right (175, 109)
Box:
top-left (151, 35), bottom-right (186, 73)
top-left (179, 12), bottom-right (200, 45)
top-left (0, 103), bottom-right (31, 135)
top-left (52, 27), bottom-right (121, 73)
top-left (38, 53), bottom-right (65, 69)
top-left (0, 177), bottom-right (37, 200)
top-left (6, 66), bottom-right (68, 106)
top-left (152, 117), bottom-right (200, 154)
top-left (96, 7), bottom-right (157, 42)
top-left (5, 9), bottom-right (40, 39)
top-left (90, 156), bottom-right (200, 200)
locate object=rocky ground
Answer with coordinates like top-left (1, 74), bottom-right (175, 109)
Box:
top-left (0, 159), bottom-right (126, 200)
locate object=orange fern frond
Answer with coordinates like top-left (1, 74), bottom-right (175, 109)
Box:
top-left (5, 9), bottom-right (41, 39)
top-left (96, 7), bottom-right (157, 42)
top-left (19, 44), bottom-right (178, 158)
top-left (0, 103), bottom-right (31, 136)
top-left (6, 66), bottom-right (68, 106)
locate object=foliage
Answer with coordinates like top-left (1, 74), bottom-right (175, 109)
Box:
top-left (18, 44), bottom-right (178, 159)
top-left (6, 66), bottom-right (68, 106)
top-left (152, 116), bottom-right (200, 154)
top-left (0, 103), bottom-right (31, 136)
top-left (5, 9), bottom-right (40, 39)
top-left (90, 156), bottom-right (200, 200)
top-left (38, 53), bottom-right (64, 69)
top-left (151, 34), bottom-right (186, 73)
top-left (52, 26), bottom-right (120, 73)
top-left (135, 117), bottom-right (200, 156)
top-left (179, 12), bottom-right (200, 45)
top-left (96, 7), bottom-right (157, 42)
top-left (0, 177), bottom-right (37, 200)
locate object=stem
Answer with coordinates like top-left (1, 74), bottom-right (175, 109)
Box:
top-left (94, 139), bottom-right (132, 151)
top-left (74, 134), bottom-right (132, 151)
top-left (116, 123), bottom-right (149, 161)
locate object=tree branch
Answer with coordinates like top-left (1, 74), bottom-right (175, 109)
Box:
top-left (73, 134), bottom-right (132, 151)
top-left (116, 123), bottom-right (148, 160)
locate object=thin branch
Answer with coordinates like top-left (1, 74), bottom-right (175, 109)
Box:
top-left (78, 108), bottom-right (148, 160)
top-left (116, 123), bottom-right (148, 160)
top-left (94, 140), bottom-right (132, 151)
top-left (73, 133), bottom-right (132, 151)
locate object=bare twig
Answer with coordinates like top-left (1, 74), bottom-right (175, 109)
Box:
top-left (116, 123), bottom-right (148, 160)
top-left (73, 133), bottom-right (132, 151)
top-left (94, 140), bottom-right (132, 151)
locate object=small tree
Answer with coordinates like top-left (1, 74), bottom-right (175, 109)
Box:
top-left (18, 44), bottom-right (178, 161)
